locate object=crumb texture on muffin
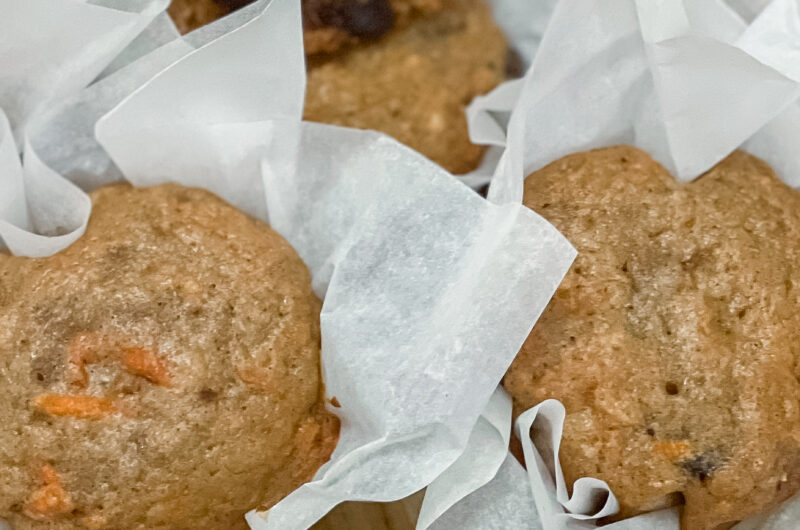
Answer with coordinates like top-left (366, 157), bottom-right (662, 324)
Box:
top-left (504, 146), bottom-right (800, 530)
top-left (0, 184), bottom-right (338, 529)
top-left (304, 0), bottom-right (507, 174)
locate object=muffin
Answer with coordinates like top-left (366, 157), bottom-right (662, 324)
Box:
top-left (0, 184), bottom-right (339, 529)
top-left (303, 0), bottom-right (508, 174)
top-left (504, 147), bottom-right (800, 529)
top-left (167, 0), bottom-right (510, 174)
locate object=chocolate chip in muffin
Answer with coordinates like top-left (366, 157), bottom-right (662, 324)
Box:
top-left (198, 388), bottom-right (219, 402)
top-left (338, 0), bottom-right (395, 39)
top-left (303, 0), bottom-right (395, 40)
top-left (681, 452), bottom-right (721, 482)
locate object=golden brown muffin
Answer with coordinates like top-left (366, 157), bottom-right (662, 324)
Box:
top-left (504, 147), bottom-right (800, 530)
top-left (0, 184), bottom-right (339, 529)
top-left (167, 0), bottom-right (509, 174)
top-left (304, 0), bottom-right (508, 175)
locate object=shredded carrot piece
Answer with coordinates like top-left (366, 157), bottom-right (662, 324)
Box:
top-left (122, 347), bottom-right (171, 387)
top-left (34, 394), bottom-right (116, 419)
top-left (66, 333), bottom-right (170, 388)
top-left (24, 465), bottom-right (73, 520)
top-left (653, 440), bottom-right (692, 461)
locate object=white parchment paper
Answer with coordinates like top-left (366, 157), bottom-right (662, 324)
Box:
top-left (0, 0), bottom-right (168, 142)
top-left (0, 0), bottom-right (575, 528)
top-left (428, 0), bottom-right (800, 528)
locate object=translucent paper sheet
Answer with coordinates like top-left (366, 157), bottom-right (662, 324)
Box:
top-left (0, 0), bottom-right (168, 142)
top-left (429, 0), bottom-right (800, 528)
top-left (0, 0), bottom-right (575, 528)
top-left (458, 0), bottom-right (555, 190)
top-left (486, 0), bottom-right (557, 69)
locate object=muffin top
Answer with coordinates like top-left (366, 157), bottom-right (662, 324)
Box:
top-left (304, 0), bottom-right (508, 174)
top-left (505, 147), bottom-right (800, 529)
top-left (0, 184), bottom-right (338, 529)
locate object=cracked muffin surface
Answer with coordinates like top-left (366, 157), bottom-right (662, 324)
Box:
top-left (0, 184), bottom-right (338, 529)
top-left (504, 146), bottom-right (800, 530)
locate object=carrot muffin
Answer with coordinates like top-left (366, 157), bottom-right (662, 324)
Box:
top-left (504, 147), bottom-right (800, 529)
top-left (303, 0), bottom-right (508, 174)
top-left (0, 184), bottom-right (338, 529)
top-left (167, 0), bottom-right (510, 174)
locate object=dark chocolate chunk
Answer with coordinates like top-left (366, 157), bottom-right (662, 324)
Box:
top-left (303, 0), bottom-right (395, 40)
top-left (680, 452), bottom-right (720, 482)
top-left (338, 0), bottom-right (395, 40)
top-left (199, 388), bottom-right (219, 402)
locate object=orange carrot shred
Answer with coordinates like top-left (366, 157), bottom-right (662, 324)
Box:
top-left (653, 440), bottom-right (692, 461)
top-left (34, 394), bottom-right (116, 419)
top-left (24, 465), bottom-right (73, 520)
top-left (67, 332), bottom-right (170, 388)
top-left (122, 347), bottom-right (171, 387)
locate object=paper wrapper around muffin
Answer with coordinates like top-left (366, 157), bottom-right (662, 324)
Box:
top-left (0, 0), bottom-right (575, 528)
top-left (423, 0), bottom-right (800, 529)
top-left (0, 0), bottom-right (175, 144)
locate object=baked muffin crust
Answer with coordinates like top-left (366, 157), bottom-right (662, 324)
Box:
top-left (0, 184), bottom-right (338, 529)
top-left (505, 147), bottom-right (800, 529)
